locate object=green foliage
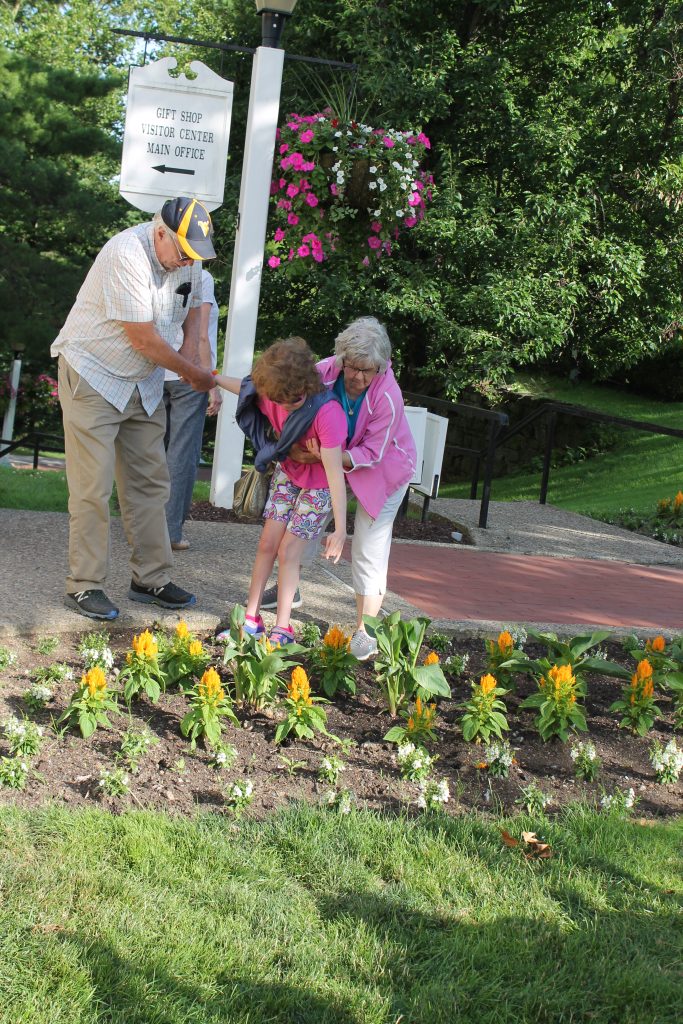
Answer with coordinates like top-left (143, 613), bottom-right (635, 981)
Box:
top-left (365, 611), bottom-right (451, 717)
top-left (460, 675), bottom-right (509, 744)
top-left (520, 664), bottom-right (588, 743)
top-left (308, 625), bottom-right (357, 698)
top-left (117, 726), bottom-right (159, 773)
top-left (119, 633), bottom-right (165, 705)
top-left (526, 629), bottom-right (628, 689)
top-left (57, 667), bottom-right (119, 738)
top-left (0, 645), bottom-right (16, 672)
top-left (274, 668), bottom-right (332, 745)
top-left (220, 605), bottom-right (305, 710)
top-left (384, 696), bottom-right (439, 747)
top-left (157, 625), bottom-right (209, 691)
top-left (180, 668), bottom-right (238, 750)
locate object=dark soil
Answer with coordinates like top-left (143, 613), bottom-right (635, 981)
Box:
top-left (0, 629), bottom-right (680, 819)
top-left (189, 501), bottom-right (473, 545)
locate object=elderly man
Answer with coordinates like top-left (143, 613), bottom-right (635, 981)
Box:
top-left (51, 196), bottom-right (216, 620)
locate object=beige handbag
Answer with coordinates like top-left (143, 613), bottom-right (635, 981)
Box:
top-left (232, 464), bottom-right (274, 518)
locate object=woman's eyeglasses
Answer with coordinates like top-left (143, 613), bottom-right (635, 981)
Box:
top-left (343, 362), bottom-right (379, 378)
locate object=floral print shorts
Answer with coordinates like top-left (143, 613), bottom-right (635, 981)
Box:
top-left (263, 466), bottom-right (333, 540)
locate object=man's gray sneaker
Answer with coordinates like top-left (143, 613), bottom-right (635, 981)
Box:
top-left (350, 630), bottom-right (378, 661)
top-left (128, 580), bottom-right (196, 609)
top-left (260, 584), bottom-right (302, 610)
top-left (65, 589), bottom-right (119, 620)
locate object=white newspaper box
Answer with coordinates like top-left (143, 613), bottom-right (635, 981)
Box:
top-left (404, 406), bottom-right (448, 498)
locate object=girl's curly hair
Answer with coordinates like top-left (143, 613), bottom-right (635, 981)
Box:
top-left (252, 337), bottom-right (324, 404)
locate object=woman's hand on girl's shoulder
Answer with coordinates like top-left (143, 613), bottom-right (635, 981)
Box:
top-left (323, 529), bottom-right (347, 564)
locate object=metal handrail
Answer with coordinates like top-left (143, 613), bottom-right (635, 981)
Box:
top-left (402, 392), bottom-right (509, 528)
top-left (0, 432), bottom-right (65, 469)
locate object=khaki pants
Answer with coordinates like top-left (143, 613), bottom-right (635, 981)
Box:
top-left (58, 357), bottom-right (173, 593)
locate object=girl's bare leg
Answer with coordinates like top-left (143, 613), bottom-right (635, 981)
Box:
top-left (275, 531), bottom-right (309, 628)
top-left (246, 519), bottom-right (287, 618)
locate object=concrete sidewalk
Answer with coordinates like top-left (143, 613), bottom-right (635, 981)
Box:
top-left (1, 500), bottom-right (682, 639)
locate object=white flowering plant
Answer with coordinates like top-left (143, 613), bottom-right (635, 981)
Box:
top-left (0, 645), bottom-right (16, 672)
top-left (24, 682), bottom-right (54, 713)
top-left (649, 738), bottom-right (683, 784)
top-left (516, 782), bottom-right (551, 816)
top-left (417, 778), bottom-right (450, 811)
top-left (324, 788), bottom-right (354, 814)
top-left (318, 754), bottom-right (346, 785)
top-left (395, 741), bottom-right (436, 782)
top-left (600, 786), bottom-right (637, 816)
top-left (209, 741), bottom-right (238, 772)
top-left (78, 630), bottom-right (115, 672)
top-left (481, 739), bottom-right (516, 778)
top-left (570, 738), bottom-right (601, 782)
top-left (225, 778), bottom-right (254, 816)
top-left (98, 766), bottom-right (130, 798)
top-left (266, 111), bottom-right (433, 273)
top-left (0, 755), bottom-right (30, 790)
top-left (2, 715), bottom-right (43, 757)
top-left (117, 726), bottom-right (159, 773)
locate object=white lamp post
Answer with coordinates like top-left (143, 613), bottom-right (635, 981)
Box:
top-left (210, 0), bottom-right (298, 508)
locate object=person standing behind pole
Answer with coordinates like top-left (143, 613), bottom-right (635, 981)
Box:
top-left (51, 196), bottom-right (216, 621)
top-left (164, 268), bottom-right (222, 551)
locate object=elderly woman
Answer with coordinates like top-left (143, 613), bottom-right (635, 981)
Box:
top-left (262, 316), bottom-right (417, 660)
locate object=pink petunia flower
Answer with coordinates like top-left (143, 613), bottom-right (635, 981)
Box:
top-left (404, 216), bottom-right (417, 228)
top-left (279, 143), bottom-right (289, 154)
top-left (269, 180), bottom-right (279, 196)
top-left (312, 246), bottom-right (324, 263)
top-left (408, 192), bottom-right (421, 207)
top-left (417, 132), bottom-right (431, 149)
top-left (302, 232), bottom-right (320, 244)
top-left (305, 193), bottom-right (319, 207)
top-left (371, 220), bottom-right (382, 233)
top-left (268, 256), bottom-right (281, 269)
top-left (288, 248), bottom-right (295, 261)
top-left (297, 244), bottom-right (310, 258)
top-left (362, 256), bottom-right (370, 266)
top-left (302, 161), bottom-right (316, 172)
top-left (330, 183), bottom-right (339, 196)
top-left (287, 212), bottom-right (299, 226)
top-left (277, 199), bottom-right (292, 211)
top-left (274, 227), bottom-right (286, 242)
top-left (299, 129), bottom-right (314, 143)
top-left (279, 177), bottom-right (287, 189)
top-left (383, 137), bottom-right (395, 148)
top-left (367, 236), bottom-right (382, 249)
top-left (286, 184), bottom-right (300, 198)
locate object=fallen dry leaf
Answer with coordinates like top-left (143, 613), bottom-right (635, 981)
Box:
top-left (501, 829), bottom-right (519, 847)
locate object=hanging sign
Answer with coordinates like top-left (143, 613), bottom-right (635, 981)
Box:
top-left (120, 57), bottom-right (233, 213)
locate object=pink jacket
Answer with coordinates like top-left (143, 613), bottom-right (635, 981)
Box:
top-left (317, 356), bottom-right (417, 520)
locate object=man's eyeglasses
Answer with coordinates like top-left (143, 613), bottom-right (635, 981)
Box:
top-left (343, 361), bottom-right (379, 378)
top-left (170, 234), bottom-right (193, 265)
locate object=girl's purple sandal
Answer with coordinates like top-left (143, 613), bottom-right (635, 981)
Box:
top-left (268, 625), bottom-right (296, 646)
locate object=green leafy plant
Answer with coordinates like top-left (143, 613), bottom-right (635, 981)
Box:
top-left (323, 788), bottom-right (354, 814)
top-left (117, 725), bottom-right (159, 773)
top-left (309, 624), bottom-right (357, 697)
top-left (158, 621), bottom-right (209, 690)
top-left (570, 739), bottom-right (601, 782)
top-left (516, 782), bottom-right (551, 816)
top-left (609, 658), bottom-right (660, 735)
top-left (520, 664), bottom-right (588, 742)
top-left (600, 786), bottom-right (637, 816)
top-left (275, 667), bottom-right (333, 744)
top-left (427, 631), bottom-right (451, 655)
top-left (220, 604), bottom-right (305, 710)
top-left (278, 754), bottom-right (307, 777)
top-left (36, 636), bottom-right (59, 656)
top-left (119, 630), bottom-right (165, 704)
top-left (0, 755), bottom-right (30, 790)
top-left (0, 645), bottom-right (16, 672)
top-left (57, 666), bottom-right (119, 738)
top-left (365, 612), bottom-right (451, 717)
top-left (300, 622), bottom-right (322, 648)
top-left (32, 662), bottom-right (74, 686)
top-left (443, 651), bottom-right (470, 677)
top-left (460, 673), bottom-right (509, 743)
top-left (180, 667), bottom-right (238, 750)
top-left (98, 766), bottom-right (130, 798)
top-left (483, 628), bottom-right (530, 689)
top-left (384, 695), bottom-right (438, 747)
top-left (526, 629), bottom-right (627, 692)
top-left (2, 715), bottom-right (43, 757)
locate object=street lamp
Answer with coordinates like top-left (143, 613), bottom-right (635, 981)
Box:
top-left (256, 0), bottom-right (299, 48)
top-left (210, 0), bottom-right (297, 509)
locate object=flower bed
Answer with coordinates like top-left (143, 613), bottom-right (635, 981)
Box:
top-left (266, 111), bottom-right (433, 271)
top-left (0, 621), bottom-right (680, 819)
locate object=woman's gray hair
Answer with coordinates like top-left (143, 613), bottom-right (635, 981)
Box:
top-left (334, 316), bottom-right (392, 372)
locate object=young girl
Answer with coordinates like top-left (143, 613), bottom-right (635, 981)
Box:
top-left (212, 337), bottom-right (347, 644)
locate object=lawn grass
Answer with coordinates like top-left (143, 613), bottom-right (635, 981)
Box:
top-left (0, 803), bottom-right (680, 1024)
top-left (442, 376), bottom-right (683, 516)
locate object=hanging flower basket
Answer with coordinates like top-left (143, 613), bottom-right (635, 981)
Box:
top-left (266, 111), bottom-right (433, 272)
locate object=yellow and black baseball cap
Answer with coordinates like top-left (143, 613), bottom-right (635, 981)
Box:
top-left (161, 197), bottom-right (216, 260)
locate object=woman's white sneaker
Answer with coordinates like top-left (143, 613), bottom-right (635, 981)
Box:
top-left (350, 630), bottom-right (378, 661)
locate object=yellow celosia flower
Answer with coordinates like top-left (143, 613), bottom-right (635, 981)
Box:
top-left (544, 664), bottom-right (577, 705)
top-left (199, 666), bottom-right (224, 703)
top-left (189, 640), bottom-right (203, 657)
top-left (323, 625), bottom-right (350, 651)
top-left (175, 621), bottom-right (189, 639)
top-left (289, 666), bottom-right (312, 706)
top-left (479, 674), bottom-right (497, 695)
top-left (675, 491), bottom-right (683, 510)
top-left (497, 630), bottom-right (514, 655)
top-left (647, 636), bottom-right (666, 654)
top-left (83, 666), bottom-right (107, 698)
top-left (658, 498), bottom-right (671, 513)
top-left (132, 629), bottom-right (158, 660)
top-left (423, 651), bottom-right (440, 666)
top-left (635, 659), bottom-right (653, 681)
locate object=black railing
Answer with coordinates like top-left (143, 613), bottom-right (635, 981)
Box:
top-left (402, 392), bottom-right (509, 529)
top-left (0, 432), bottom-right (65, 469)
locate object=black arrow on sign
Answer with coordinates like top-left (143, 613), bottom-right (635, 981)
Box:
top-left (151, 164), bottom-right (195, 176)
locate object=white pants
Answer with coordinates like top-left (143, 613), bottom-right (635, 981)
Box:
top-left (303, 484), bottom-right (408, 596)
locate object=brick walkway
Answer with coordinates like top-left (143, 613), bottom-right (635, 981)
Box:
top-left (384, 545), bottom-right (683, 631)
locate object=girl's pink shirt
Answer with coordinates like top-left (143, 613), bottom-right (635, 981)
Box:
top-left (257, 394), bottom-right (347, 489)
